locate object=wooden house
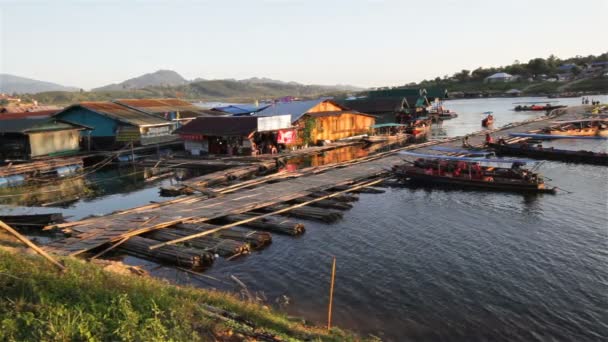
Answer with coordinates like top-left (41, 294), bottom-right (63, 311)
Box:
top-left (0, 112), bottom-right (87, 160)
top-left (255, 99), bottom-right (375, 145)
top-left (53, 102), bottom-right (176, 149)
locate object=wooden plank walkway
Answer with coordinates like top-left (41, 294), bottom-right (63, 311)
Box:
top-left (43, 107), bottom-right (582, 256)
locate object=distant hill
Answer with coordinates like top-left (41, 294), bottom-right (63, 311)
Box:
top-left (93, 70), bottom-right (188, 91)
top-left (0, 74), bottom-right (78, 94)
top-left (32, 78), bottom-right (360, 105)
top-left (237, 77), bottom-right (363, 91)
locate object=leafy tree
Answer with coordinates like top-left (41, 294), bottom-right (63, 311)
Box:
top-left (453, 69), bottom-right (471, 82)
top-left (527, 58), bottom-right (551, 75)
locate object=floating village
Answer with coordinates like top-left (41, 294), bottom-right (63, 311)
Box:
top-left (0, 87), bottom-right (606, 272)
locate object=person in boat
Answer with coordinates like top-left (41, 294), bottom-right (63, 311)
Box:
top-left (484, 133), bottom-right (494, 145)
top-left (462, 136), bottom-right (471, 147)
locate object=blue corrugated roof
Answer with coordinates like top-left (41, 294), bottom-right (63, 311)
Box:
top-left (212, 104), bottom-right (269, 116)
top-left (255, 99), bottom-right (329, 123)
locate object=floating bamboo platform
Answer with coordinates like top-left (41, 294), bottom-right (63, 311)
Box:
top-left (41, 106), bottom-right (583, 269)
top-left (0, 156), bottom-right (84, 178)
top-left (218, 214), bottom-right (305, 236)
top-left (176, 223), bottom-right (272, 249)
top-left (118, 236), bottom-right (214, 269)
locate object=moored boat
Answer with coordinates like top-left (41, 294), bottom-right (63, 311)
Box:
top-left (543, 118), bottom-right (608, 137)
top-left (364, 123), bottom-right (411, 143)
top-left (488, 141), bottom-right (608, 165)
top-left (392, 152), bottom-right (556, 194)
top-left (362, 133), bottom-right (410, 144)
top-left (514, 104), bottom-right (567, 112)
top-left (405, 119), bottom-right (431, 141)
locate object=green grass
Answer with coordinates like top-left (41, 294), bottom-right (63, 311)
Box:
top-left (0, 250), bottom-right (364, 341)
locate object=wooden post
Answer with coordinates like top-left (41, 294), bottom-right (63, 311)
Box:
top-left (0, 220), bottom-right (65, 271)
top-left (328, 256), bottom-right (336, 331)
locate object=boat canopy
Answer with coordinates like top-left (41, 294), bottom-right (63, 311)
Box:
top-left (509, 133), bottom-right (608, 140)
top-left (399, 151), bottom-right (536, 164)
top-left (483, 111), bottom-right (493, 115)
top-left (551, 118), bottom-right (608, 124)
top-left (371, 123), bottom-right (409, 129)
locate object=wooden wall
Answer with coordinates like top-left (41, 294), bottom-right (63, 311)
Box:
top-left (307, 101), bottom-right (344, 113)
top-left (298, 113), bottom-right (375, 143)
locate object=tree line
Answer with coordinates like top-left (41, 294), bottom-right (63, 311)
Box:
top-left (417, 52), bottom-right (607, 86)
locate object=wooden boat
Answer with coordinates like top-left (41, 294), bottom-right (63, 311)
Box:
top-left (514, 104), bottom-right (567, 112)
top-left (543, 119), bottom-right (608, 137)
top-left (362, 133), bottom-right (410, 144)
top-left (427, 105), bottom-right (458, 120)
top-left (392, 152), bottom-right (556, 194)
top-left (406, 119), bottom-right (431, 140)
top-left (488, 142), bottom-right (608, 165)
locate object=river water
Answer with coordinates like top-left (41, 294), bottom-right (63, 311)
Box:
top-left (1, 96), bottom-right (607, 341)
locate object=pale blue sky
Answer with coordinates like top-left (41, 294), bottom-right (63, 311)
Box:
top-left (0, 0), bottom-right (605, 89)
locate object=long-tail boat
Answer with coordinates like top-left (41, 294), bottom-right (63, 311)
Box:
top-left (513, 104), bottom-right (567, 112)
top-left (543, 118), bottom-right (608, 137)
top-left (363, 123), bottom-right (411, 143)
top-left (488, 141), bottom-right (608, 165)
top-left (392, 151), bottom-right (556, 193)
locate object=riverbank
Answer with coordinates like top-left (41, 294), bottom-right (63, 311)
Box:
top-left (0, 243), bottom-right (364, 341)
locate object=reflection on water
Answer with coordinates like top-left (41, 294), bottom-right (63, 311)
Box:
top-left (0, 177), bottom-right (93, 207)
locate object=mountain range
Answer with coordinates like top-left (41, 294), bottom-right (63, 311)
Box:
top-left (0, 74), bottom-right (79, 94)
top-left (1, 70), bottom-right (362, 96)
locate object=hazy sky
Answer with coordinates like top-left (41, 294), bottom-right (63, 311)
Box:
top-left (0, 0), bottom-right (606, 89)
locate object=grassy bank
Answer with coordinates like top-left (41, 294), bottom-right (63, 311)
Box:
top-left (0, 249), bottom-right (364, 341)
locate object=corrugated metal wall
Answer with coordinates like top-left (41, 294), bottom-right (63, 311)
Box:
top-left (28, 130), bottom-right (80, 157)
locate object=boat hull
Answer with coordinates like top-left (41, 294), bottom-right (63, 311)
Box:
top-left (488, 143), bottom-right (608, 165)
top-left (394, 169), bottom-right (555, 194)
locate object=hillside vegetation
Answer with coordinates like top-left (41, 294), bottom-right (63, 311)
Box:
top-left (0, 249), bottom-right (364, 341)
top-left (30, 79), bottom-right (346, 105)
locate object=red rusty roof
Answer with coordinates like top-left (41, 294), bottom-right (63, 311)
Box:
top-left (114, 98), bottom-right (206, 118)
top-left (60, 102), bottom-right (172, 127)
top-left (0, 110), bottom-right (60, 120)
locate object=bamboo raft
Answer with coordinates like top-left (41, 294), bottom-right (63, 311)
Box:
top-left (0, 156), bottom-right (84, 178)
top-left (118, 236), bottom-right (214, 269)
top-left (218, 214), bottom-right (305, 236)
top-left (0, 213), bottom-right (64, 229)
top-left (144, 228), bottom-right (250, 257)
top-left (177, 223), bottom-right (273, 249)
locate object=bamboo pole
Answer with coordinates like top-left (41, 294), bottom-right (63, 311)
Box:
top-left (89, 237), bottom-right (129, 260)
top-left (148, 178), bottom-right (385, 250)
top-left (0, 220), bottom-right (65, 271)
top-left (328, 256), bottom-right (336, 331)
